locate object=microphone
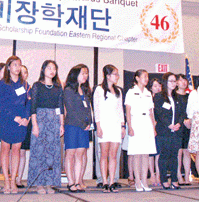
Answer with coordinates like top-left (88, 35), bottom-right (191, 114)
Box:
top-left (16, 167), bottom-right (53, 202)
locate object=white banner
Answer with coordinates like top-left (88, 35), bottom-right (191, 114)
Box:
top-left (0, 0), bottom-right (184, 53)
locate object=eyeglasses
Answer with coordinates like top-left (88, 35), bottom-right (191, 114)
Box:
top-left (168, 80), bottom-right (176, 83)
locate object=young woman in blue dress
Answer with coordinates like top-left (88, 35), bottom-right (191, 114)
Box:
top-left (0, 62), bottom-right (5, 174)
top-left (0, 56), bottom-right (30, 194)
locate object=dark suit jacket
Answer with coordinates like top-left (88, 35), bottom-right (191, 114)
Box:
top-left (154, 92), bottom-right (185, 137)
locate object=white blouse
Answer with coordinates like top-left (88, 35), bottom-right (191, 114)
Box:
top-left (125, 85), bottom-right (154, 116)
top-left (187, 87), bottom-right (199, 119)
top-left (93, 85), bottom-right (124, 123)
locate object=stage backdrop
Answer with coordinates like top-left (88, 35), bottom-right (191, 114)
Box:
top-left (0, 0), bottom-right (184, 53)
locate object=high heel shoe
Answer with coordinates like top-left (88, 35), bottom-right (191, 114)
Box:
top-left (171, 183), bottom-right (181, 190)
top-left (135, 184), bottom-right (144, 192)
top-left (67, 184), bottom-right (77, 193)
top-left (162, 183), bottom-right (170, 190)
top-left (141, 182), bottom-right (152, 192)
top-left (109, 184), bottom-right (118, 193)
top-left (102, 184), bottom-right (110, 193)
top-left (75, 184), bottom-right (85, 193)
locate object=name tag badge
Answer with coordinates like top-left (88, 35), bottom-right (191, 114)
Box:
top-left (56, 108), bottom-right (61, 115)
top-left (162, 102), bottom-right (171, 110)
top-left (15, 86), bottom-right (26, 96)
top-left (83, 100), bottom-right (88, 108)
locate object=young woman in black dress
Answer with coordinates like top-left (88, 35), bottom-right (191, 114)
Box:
top-left (176, 74), bottom-right (191, 185)
top-left (148, 78), bottom-right (162, 186)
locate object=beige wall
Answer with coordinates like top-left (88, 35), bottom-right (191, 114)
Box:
top-left (16, 41), bottom-right (55, 85)
top-left (98, 48), bottom-right (124, 87)
top-left (15, 41), bottom-right (94, 86)
top-left (123, 1), bottom-right (199, 75)
top-left (56, 44), bottom-right (94, 87)
top-left (182, 15), bottom-right (199, 75)
top-left (0, 39), bottom-right (13, 63)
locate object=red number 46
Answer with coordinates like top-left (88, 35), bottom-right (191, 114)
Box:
top-left (151, 15), bottom-right (169, 31)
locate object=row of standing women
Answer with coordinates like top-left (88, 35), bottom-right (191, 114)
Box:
top-left (125, 72), bottom-right (195, 191)
top-left (0, 56), bottom-right (92, 194)
top-left (0, 55), bottom-right (198, 194)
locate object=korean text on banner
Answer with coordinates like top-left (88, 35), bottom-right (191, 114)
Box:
top-left (0, 0), bottom-right (184, 53)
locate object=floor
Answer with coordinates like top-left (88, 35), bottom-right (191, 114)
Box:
top-left (0, 178), bottom-right (199, 202)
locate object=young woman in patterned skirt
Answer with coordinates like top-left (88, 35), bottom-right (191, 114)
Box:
top-left (28, 60), bottom-right (64, 194)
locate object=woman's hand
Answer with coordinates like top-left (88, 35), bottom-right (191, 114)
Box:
top-left (169, 123), bottom-right (180, 131)
top-left (97, 126), bottom-right (103, 138)
top-left (19, 118), bottom-right (29, 126)
top-left (84, 125), bottom-right (90, 131)
top-left (168, 124), bottom-right (175, 130)
top-left (14, 116), bottom-right (22, 124)
top-left (184, 119), bottom-right (191, 129)
top-left (128, 126), bottom-right (134, 136)
top-left (32, 124), bottom-right (39, 137)
top-left (173, 123), bottom-right (181, 131)
top-left (121, 128), bottom-right (126, 139)
top-left (60, 125), bottom-right (64, 137)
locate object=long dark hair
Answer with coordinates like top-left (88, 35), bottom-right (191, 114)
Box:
top-left (101, 64), bottom-right (120, 99)
top-left (0, 62), bottom-right (5, 70)
top-left (38, 60), bottom-right (61, 87)
top-left (4, 56), bottom-right (23, 84)
top-left (132, 69), bottom-right (148, 87)
top-left (65, 64), bottom-right (91, 98)
top-left (161, 72), bottom-right (177, 103)
top-left (22, 65), bottom-right (28, 72)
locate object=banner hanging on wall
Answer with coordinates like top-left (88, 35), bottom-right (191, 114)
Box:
top-left (0, 0), bottom-right (184, 53)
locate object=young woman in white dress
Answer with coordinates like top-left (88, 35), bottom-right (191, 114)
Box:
top-left (93, 64), bottom-right (125, 193)
top-left (125, 69), bottom-right (156, 192)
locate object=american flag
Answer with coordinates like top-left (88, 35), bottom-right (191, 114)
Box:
top-left (185, 57), bottom-right (194, 90)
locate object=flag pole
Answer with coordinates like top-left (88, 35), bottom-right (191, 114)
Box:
top-left (185, 55), bottom-right (194, 90)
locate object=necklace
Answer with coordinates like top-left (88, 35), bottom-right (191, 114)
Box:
top-left (45, 84), bottom-right (54, 89)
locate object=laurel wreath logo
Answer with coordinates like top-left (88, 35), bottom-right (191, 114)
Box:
top-left (140, 2), bottom-right (179, 43)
